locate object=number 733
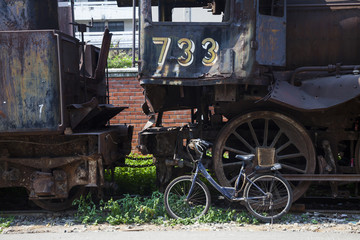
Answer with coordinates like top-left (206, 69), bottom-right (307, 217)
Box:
top-left (152, 37), bottom-right (219, 73)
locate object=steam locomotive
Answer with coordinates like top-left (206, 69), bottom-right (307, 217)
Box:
top-left (0, 0), bottom-right (133, 210)
top-left (115, 0), bottom-right (360, 200)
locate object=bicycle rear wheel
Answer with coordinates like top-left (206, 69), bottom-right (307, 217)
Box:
top-left (244, 174), bottom-right (292, 222)
top-left (164, 176), bottom-right (211, 220)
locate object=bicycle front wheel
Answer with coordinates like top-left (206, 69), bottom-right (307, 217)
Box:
top-left (164, 176), bottom-right (211, 220)
top-left (244, 174), bottom-right (292, 222)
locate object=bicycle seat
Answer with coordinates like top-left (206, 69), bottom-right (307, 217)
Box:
top-left (235, 154), bottom-right (255, 162)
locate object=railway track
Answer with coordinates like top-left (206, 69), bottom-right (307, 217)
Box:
top-left (1, 189), bottom-right (360, 217)
top-left (0, 210), bottom-right (76, 217)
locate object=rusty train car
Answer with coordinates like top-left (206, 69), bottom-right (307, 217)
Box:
top-left (0, 0), bottom-right (133, 210)
top-left (116, 0), bottom-right (360, 201)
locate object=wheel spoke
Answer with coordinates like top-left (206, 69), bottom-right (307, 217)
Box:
top-left (263, 119), bottom-right (269, 146)
top-left (248, 121), bottom-right (260, 147)
top-left (269, 130), bottom-right (282, 148)
top-left (245, 175), bottom-right (292, 222)
top-left (281, 163), bottom-right (306, 173)
top-left (277, 152), bottom-right (303, 161)
top-left (165, 177), bottom-right (210, 220)
top-left (224, 146), bottom-right (249, 155)
top-left (232, 131), bottom-right (255, 152)
top-left (222, 162), bottom-right (243, 168)
top-left (275, 141), bottom-right (291, 154)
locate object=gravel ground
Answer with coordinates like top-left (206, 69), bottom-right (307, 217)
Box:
top-left (2, 212), bottom-right (360, 234)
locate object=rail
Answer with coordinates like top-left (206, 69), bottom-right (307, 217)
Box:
top-left (282, 174), bottom-right (360, 182)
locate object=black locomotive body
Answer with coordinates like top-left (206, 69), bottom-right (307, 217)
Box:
top-left (0, 0), bottom-right (133, 210)
top-left (117, 0), bottom-right (360, 200)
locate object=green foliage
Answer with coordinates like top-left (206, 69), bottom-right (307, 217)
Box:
top-left (311, 219), bottom-right (319, 224)
top-left (104, 192), bottom-right (166, 225)
top-left (73, 191), bottom-right (259, 226)
top-left (72, 193), bottom-right (104, 224)
top-left (200, 208), bottom-right (258, 224)
top-left (107, 49), bottom-right (136, 68)
top-left (104, 153), bottom-right (156, 196)
top-left (0, 217), bottom-right (14, 233)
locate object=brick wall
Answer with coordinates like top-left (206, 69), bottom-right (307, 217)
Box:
top-left (108, 68), bottom-right (191, 152)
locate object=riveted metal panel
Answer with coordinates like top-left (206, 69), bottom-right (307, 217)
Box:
top-left (256, 0), bottom-right (286, 66)
top-left (270, 74), bottom-right (360, 110)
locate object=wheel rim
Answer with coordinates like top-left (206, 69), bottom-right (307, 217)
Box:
top-left (166, 178), bottom-right (208, 219)
top-left (213, 111), bottom-right (316, 201)
top-left (246, 175), bottom-right (291, 220)
top-left (32, 186), bottom-right (86, 211)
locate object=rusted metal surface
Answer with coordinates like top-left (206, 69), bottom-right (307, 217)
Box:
top-left (0, 31), bottom-right (62, 132)
top-left (0, 126), bottom-right (133, 203)
top-left (57, 1), bottom-right (74, 36)
top-left (94, 28), bottom-right (112, 81)
top-left (256, 0), bottom-right (286, 66)
top-left (0, 0), bottom-right (133, 210)
top-left (287, 0), bottom-right (360, 68)
top-left (0, 0), bottom-right (59, 31)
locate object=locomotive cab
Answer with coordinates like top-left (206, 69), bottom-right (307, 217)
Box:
top-left (137, 0), bottom-right (286, 86)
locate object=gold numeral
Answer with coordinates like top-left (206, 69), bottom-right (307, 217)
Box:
top-left (202, 38), bottom-right (219, 66)
top-left (177, 38), bottom-right (195, 67)
top-left (153, 37), bottom-right (171, 76)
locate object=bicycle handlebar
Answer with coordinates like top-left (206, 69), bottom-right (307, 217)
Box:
top-left (187, 139), bottom-right (212, 158)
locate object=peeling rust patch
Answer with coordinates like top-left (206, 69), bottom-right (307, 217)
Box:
top-left (0, 111), bottom-right (6, 118)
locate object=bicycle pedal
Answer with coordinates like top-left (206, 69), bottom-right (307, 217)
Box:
top-left (218, 196), bottom-right (225, 200)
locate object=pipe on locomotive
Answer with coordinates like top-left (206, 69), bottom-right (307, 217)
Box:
top-left (290, 64), bottom-right (360, 85)
top-left (54, 32), bottom-right (65, 130)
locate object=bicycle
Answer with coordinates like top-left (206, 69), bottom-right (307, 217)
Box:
top-left (164, 139), bottom-right (293, 222)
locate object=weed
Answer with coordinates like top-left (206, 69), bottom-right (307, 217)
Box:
top-left (104, 154), bottom-right (156, 196)
top-left (234, 211), bottom-right (259, 224)
top-left (300, 213), bottom-right (309, 222)
top-left (104, 192), bottom-right (166, 225)
top-left (281, 214), bottom-right (295, 222)
top-left (0, 217), bottom-right (14, 233)
top-left (72, 193), bottom-right (104, 224)
top-left (311, 219), bottom-right (319, 224)
top-left (107, 49), bottom-right (137, 68)
top-left (73, 191), bottom-right (261, 226)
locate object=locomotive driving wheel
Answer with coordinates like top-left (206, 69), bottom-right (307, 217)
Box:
top-left (213, 111), bottom-right (316, 201)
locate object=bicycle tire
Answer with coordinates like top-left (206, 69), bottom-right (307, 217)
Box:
top-left (244, 174), bottom-right (292, 222)
top-left (164, 176), bottom-right (211, 220)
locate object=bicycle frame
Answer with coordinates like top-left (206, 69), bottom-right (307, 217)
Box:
top-left (187, 160), bottom-right (269, 202)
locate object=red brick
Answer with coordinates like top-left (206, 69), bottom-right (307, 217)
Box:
top-left (109, 75), bottom-right (190, 152)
